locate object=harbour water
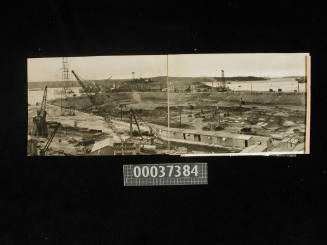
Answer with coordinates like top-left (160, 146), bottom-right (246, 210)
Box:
top-left (28, 87), bottom-right (82, 105)
top-left (204, 78), bottom-right (306, 92)
top-left (28, 78), bottom-right (306, 105)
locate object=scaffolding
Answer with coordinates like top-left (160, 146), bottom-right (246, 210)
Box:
top-left (215, 69), bottom-right (228, 92)
top-left (217, 70), bottom-right (226, 89)
top-left (60, 57), bottom-right (75, 116)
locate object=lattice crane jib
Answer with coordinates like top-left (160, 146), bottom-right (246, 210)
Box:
top-left (40, 86), bottom-right (47, 113)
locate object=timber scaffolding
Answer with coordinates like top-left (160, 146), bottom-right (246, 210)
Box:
top-left (147, 123), bottom-right (272, 152)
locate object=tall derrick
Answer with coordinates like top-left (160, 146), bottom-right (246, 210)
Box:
top-left (60, 57), bottom-right (75, 116)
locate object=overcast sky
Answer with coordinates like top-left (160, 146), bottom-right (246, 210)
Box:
top-left (28, 53), bottom-right (308, 82)
top-left (28, 55), bottom-right (168, 82)
top-left (169, 53), bottom-right (308, 77)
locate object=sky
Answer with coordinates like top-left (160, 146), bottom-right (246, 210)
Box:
top-left (28, 55), bottom-right (168, 82)
top-left (28, 53), bottom-right (309, 82)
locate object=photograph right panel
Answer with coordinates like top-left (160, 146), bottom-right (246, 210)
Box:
top-left (165, 53), bottom-right (310, 156)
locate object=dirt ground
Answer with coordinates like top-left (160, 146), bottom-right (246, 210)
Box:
top-left (99, 92), bottom-right (306, 142)
top-left (29, 91), bottom-right (307, 155)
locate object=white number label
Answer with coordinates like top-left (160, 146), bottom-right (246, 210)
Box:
top-left (142, 166), bottom-right (149, 177)
top-left (150, 166), bottom-right (158, 177)
top-left (133, 164), bottom-right (200, 178)
top-left (125, 163), bottom-right (207, 186)
top-left (183, 165), bottom-right (191, 177)
top-left (174, 165), bottom-right (181, 177)
top-left (133, 166), bottom-right (141, 178)
top-left (158, 166), bottom-right (165, 177)
top-left (191, 165), bottom-right (198, 176)
top-left (167, 165), bottom-right (174, 177)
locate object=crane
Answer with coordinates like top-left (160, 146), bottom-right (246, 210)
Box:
top-left (137, 117), bottom-right (160, 139)
top-left (221, 70), bottom-right (226, 89)
top-left (40, 86), bottom-right (47, 113)
top-left (71, 70), bottom-right (99, 106)
top-left (33, 86), bottom-right (48, 137)
top-left (39, 122), bottom-right (61, 155)
top-left (129, 109), bottom-right (143, 140)
top-left (215, 69), bottom-right (228, 92)
top-left (128, 109), bottom-right (162, 140)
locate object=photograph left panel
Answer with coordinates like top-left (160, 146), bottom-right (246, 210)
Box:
top-left (27, 55), bottom-right (168, 156)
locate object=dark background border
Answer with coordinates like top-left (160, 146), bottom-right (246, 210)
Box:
top-left (3, 1), bottom-right (327, 244)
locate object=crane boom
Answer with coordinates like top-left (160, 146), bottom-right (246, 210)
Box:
top-left (130, 109), bottom-right (143, 139)
top-left (40, 86), bottom-right (47, 113)
top-left (40, 122), bottom-right (61, 155)
top-left (71, 70), bottom-right (96, 105)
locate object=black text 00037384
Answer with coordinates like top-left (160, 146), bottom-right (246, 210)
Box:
top-left (132, 165), bottom-right (199, 178)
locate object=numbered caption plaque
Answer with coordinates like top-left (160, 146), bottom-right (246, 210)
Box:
top-left (123, 163), bottom-right (208, 186)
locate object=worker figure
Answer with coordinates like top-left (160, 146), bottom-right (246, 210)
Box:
top-left (240, 98), bottom-right (245, 106)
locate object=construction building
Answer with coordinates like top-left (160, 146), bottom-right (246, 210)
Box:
top-left (149, 123), bottom-right (272, 151)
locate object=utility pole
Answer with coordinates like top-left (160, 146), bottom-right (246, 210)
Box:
top-left (167, 55), bottom-right (170, 151)
top-left (240, 98), bottom-right (243, 120)
top-left (60, 88), bottom-right (62, 112)
top-left (129, 112), bottom-right (133, 138)
top-left (179, 107), bottom-right (182, 128)
top-left (217, 103), bottom-right (220, 125)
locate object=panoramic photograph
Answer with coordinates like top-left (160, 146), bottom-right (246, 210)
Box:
top-left (27, 53), bottom-right (310, 156)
